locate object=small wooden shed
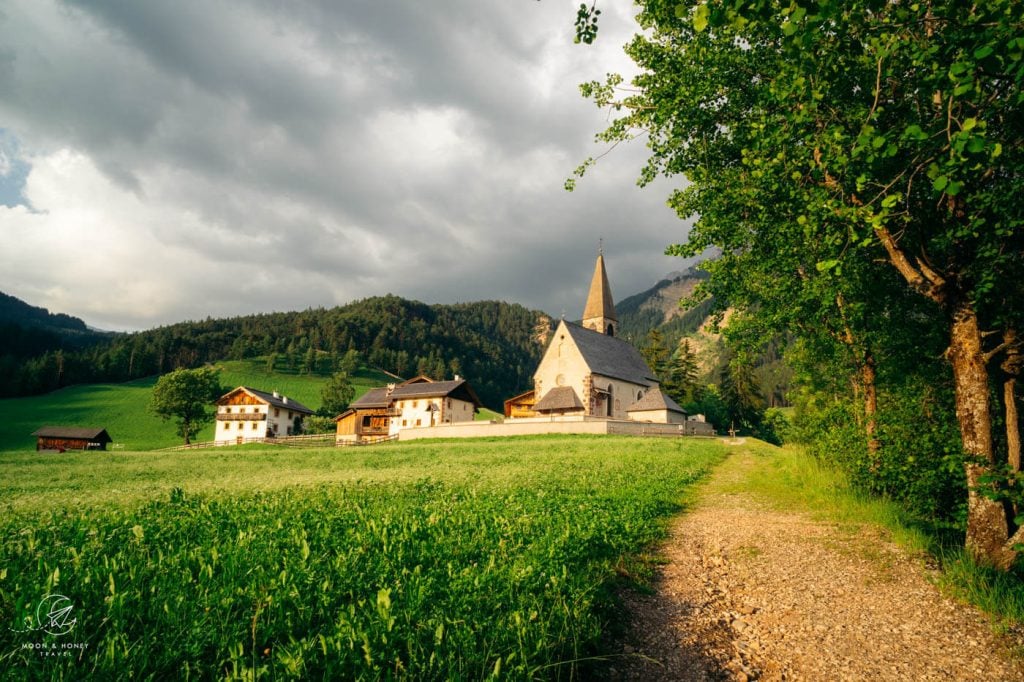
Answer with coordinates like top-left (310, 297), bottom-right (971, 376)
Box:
top-left (33, 426), bottom-right (113, 452)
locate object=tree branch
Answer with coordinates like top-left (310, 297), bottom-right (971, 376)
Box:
top-left (874, 225), bottom-right (945, 304)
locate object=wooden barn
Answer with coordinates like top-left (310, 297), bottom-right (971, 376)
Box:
top-left (33, 426), bottom-right (112, 452)
top-left (504, 390), bottom-right (537, 419)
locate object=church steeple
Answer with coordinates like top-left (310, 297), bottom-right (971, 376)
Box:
top-left (582, 246), bottom-right (618, 336)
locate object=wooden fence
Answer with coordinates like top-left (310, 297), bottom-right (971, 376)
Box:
top-left (161, 433), bottom-right (397, 451)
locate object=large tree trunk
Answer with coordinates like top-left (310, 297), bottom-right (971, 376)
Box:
top-left (948, 302), bottom-right (1016, 569)
top-left (1003, 330), bottom-right (1021, 474)
top-left (862, 352), bottom-right (880, 463)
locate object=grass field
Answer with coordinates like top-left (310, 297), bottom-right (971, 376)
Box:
top-left (1, 359), bottom-right (508, 452)
top-left (0, 435), bottom-right (725, 679)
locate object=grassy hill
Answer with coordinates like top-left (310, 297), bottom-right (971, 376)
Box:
top-left (2, 359), bottom-right (392, 451)
top-left (2, 359), bottom-right (500, 452)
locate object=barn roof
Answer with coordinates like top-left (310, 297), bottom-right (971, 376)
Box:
top-left (32, 426), bottom-right (112, 442)
top-left (626, 387), bottom-right (686, 415)
top-left (533, 386), bottom-right (584, 413)
top-left (561, 321), bottom-right (658, 386)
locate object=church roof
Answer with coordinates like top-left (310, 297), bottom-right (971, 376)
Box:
top-left (562, 321), bottom-right (658, 386)
top-left (582, 253), bottom-right (617, 323)
top-left (627, 387), bottom-right (686, 414)
top-left (533, 386), bottom-right (584, 412)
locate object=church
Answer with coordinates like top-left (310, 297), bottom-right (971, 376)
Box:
top-left (515, 251), bottom-right (687, 424)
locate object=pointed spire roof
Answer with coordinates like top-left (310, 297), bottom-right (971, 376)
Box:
top-left (582, 252), bottom-right (617, 324)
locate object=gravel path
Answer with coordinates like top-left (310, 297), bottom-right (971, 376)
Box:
top-left (604, 446), bottom-right (1024, 681)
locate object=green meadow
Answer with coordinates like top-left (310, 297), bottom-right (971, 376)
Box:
top-left (2, 360), bottom-right (499, 452)
top-left (0, 435), bottom-right (724, 680)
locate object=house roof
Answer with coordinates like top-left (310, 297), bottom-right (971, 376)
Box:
top-left (626, 387), bottom-right (687, 414)
top-left (561, 321), bottom-right (658, 386)
top-left (533, 386), bottom-right (584, 412)
top-left (217, 386), bottom-right (314, 414)
top-left (33, 426), bottom-right (112, 442)
top-left (350, 387), bottom-right (391, 409)
top-left (348, 378), bottom-right (483, 411)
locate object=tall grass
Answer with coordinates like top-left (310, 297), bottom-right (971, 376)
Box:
top-left (0, 435), bottom-right (725, 679)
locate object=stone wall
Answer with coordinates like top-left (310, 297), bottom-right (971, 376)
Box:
top-left (397, 417), bottom-right (717, 441)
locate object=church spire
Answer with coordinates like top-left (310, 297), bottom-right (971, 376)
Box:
top-left (582, 248), bottom-right (617, 336)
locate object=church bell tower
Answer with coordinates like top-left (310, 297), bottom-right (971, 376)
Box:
top-left (581, 246), bottom-right (618, 336)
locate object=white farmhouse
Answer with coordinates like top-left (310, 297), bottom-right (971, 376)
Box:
top-left (214, 386), bottom-right (314, 445)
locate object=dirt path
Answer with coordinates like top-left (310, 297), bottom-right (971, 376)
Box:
top-left (605, 446), bottom-right (1024, 681)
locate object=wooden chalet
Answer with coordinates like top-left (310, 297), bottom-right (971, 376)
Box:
top-left (33, 426), bottom-right (112, 452)
top-left (336, 376), bottom-right (481, 443)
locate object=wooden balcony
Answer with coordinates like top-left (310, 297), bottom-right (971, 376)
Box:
top-left (216, 412), bottom-right (265, 421)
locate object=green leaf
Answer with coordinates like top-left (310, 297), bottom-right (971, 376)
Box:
top-left (791, 6), bottom-right (807, 23)
top-left (815, 259), bottom-right (839, 272)
top-left (881, 194), bottom-right (899, 209)
top-left (904, 124), bottom-right (926, 140)
top-left (933, 175), bottom-right (949, 192)
top-left (973, 45), bottom-right (994, 60)
top-left (693, 4), bottom-right (709, 32)
top-left (962, 118), bottom-right (977, 132)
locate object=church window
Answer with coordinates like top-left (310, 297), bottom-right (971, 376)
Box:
top-left (638, 391), bottom-right (644, 401)
top-left (607, 385), bottom-right (614, 417)
top-left (607, 324), bottom-right (615, 337)
top-left (556, 374), bottom-right (566, 386)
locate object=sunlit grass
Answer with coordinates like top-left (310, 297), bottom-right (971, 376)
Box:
top-left (0, 435), bottom-right (726, 679)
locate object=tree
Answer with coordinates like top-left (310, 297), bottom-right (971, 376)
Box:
top-left (319, 371), bottom-right (355, 417)
top-left (640, 328), bottom-right (670, 379)
top-left (150, 367), bottom-right (223, 445)
top-left (339, 348), bottom-right (361, 376)
top-left (579, 1), bottom-right (1024, 567)
top-left (664, 338), bottom-right (700, 404)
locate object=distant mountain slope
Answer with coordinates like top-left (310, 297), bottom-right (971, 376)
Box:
top-left (616, 267), bottom-right (714, 348)
top-left (0, 291), bottom-right (114, 367)
top-left (0, 294), bottom-right (545, 409)
top-left (0, 291), bottom-right (90, 332)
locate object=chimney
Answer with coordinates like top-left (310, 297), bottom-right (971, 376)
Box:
top-left (283, 396), bottom-right (289, 404)
top-left (273, 391), bottom-right (280, 398)
top-left (386, 383), bottom-right (396, 396)
top-left (454, 374), bottom-right (462, 382)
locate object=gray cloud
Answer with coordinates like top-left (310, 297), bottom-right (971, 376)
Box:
top-left (0, 1), bottom-right (688, 331)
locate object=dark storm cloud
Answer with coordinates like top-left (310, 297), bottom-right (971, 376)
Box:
top-left (0, 1), bottom-right (687, 331)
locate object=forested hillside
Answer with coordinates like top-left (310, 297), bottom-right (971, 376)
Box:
top-left (0, 293), bottom-right (114, 390)
top-left (0, 295), bottom-right (545, 409)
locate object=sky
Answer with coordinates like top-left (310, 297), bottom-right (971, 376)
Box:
top-left (0, 1), bottom-right (693, 332)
